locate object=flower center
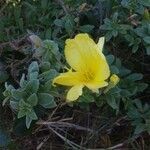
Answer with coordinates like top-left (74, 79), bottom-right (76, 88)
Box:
top-left (82, 70), bottom-right (95, 83)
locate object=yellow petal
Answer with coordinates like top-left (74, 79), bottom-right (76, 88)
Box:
top-left (86, 80), bottom-right (108, 91)
top-left (53, 70), bottom-right (81, 86)
top-left (66, 85), bottom-right (84, 102)
top-left (103, 74), bottom-right (120, 93)
top-left (65, 33), bottom-right (110, 80)
top-left (65, 34), bottom-right (102, 70)
top-left (95, 61), bottom-right (110, 81)
top-left (97, 37), bottom-right (105, 52)
top-left (110, 74), bottom-right (120, 86)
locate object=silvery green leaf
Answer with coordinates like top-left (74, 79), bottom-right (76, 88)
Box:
top-left (38, 93), bottom-right (56, 108)
top-left (27, 93), bottom-right (38, 107)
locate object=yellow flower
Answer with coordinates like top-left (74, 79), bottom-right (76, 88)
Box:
top-left (104, 74), bottom-right (120, 93)
top-left (53, 34), bottom-right (110, 102)
top-left (110, 74), bottom-right (120, 85)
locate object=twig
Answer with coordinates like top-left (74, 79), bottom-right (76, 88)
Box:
top-left (0, 34), bottom-right (29, 53)
top-left (87, 143), bottom-right (124, 150)
top-left (33, 103), bottom-right (62, 134)
top-left (106, 143), bottom-right (125, 150)
top-left (48, 126), bottom-right (86, 150)
top-left (36, 136), bottom-right (50, 150)
top-left (42, 121), bottom-right (94, 132)
top-left (37, 121), bottom-right (94, 133)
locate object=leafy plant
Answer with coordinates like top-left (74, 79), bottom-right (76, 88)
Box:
top-left (3, 61), bottom-right (57, 128)
top-left (100, 1), bottom-right (150, 55)
top-left (127, 99), bottom-right (150, 134)
top-left (134, 23), bottom-right (150, 54)
top-left (75, 54), bottom-right (148, 113)
top-left (0, 0), bottom-right (150, 148)
top-left (101, 13), bottom-right (131, 41)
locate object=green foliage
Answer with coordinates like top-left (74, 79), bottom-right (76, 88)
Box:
top-left (134, 23), bottom-right (150, 54)
top-left (34, 39), bottom-right (62, 70)
top-left (74, 54), bottom-right (148, 115)
top-left (101, 13), bottom-right (131, 41)
top-left (3, 61), bottom-right (57, 128)
top-left (0, 0), bottom-right (149, 148)
top-left (121, 0), bottom-right (150, 14)
top-left (127, 99), bottom-right (150, 134)
top-left (100, 1), bottom-right (150, 55)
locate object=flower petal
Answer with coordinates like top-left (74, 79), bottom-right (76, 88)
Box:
top-left (65, 34), bottom-right (102, 70)
top-left (66, 85), bottom-right (84, 102)
top-left (95, 62), bottom-right (110, 81)
top-left (110, 74), bottom-right (120, 85)
top-left (86, 80), bottom-right (108, 91)
top-left (53, 70), bottom-right (81, 86)
top-left (65, 33), bottom-right (110, 81)
top-left (97, 37), bottom-right (105, 52)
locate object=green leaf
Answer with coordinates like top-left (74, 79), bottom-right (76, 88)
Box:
top-left (18, 100), bottom-right (32, 118)
top-left (29, 72), bottom-right (39, 80)
top-left (54, 19), bottom-right (64, 27)
top-left (121, 89), bottom-right (131, 97)
top-left (106, 95), bottom-right (119, 110)
top-left (28, 109), bottom-right (38, 120)
top-left (25, 116), bottom-right (32, 129)
top-left (143, 36), bottom-right (150, 44)
top-left (28, 61), bottom-right (39, 74)
top-left (41, 80), bottom-right (52, 93)
top-left (79, 25), bottom-right (94, 33)
top-left (20, 74), bottom-right (27, 88)
top-left (10, 101), bottom-right (19, 110)
top-left (137, 83), bottom-right (148, 92)
top-left (105, 32), bottom-right (113, 41)
top-left (119, 67), bottom-right (131, 76)
top-left (132, 45), bottom-right (139, 53)
top-left (138, 0), bottom-right (150, 7)
top-left (19, 99), bottom-right (30, 108)
top-left (18, 109), bottom-right (27, 119)
top-left (25, 80), bottom-right (39, 94)
top-left (39, 69), bottom-right (57, 82)
top-left (107, 87), bottom-right (121, 97)
top-left (110, 65), bottom-right (119, 74)
top-left (38, 93), bottom-right (56, 108)
top-left (126, 73), bottom-right (143, 81)
top-left (3, 83), bottom-right (14, 97)
top-left (106, 55), bottom-right (115, 65)
top-left (27, 93), bottom-right (38, 107)
top-left (79, 93), bottom-right (94, 103)
top-left (40, 61), bottom-right (51, 72)
top-left (127, 106), bottom-right (141, 119)
top-left (2, 97), bottom-right (9, 106)
top-left (134, 124), bottom-right (145, 135)
top-left (40, 40), bottom-right (60, 63)
top-left (11, 89), bottom-right (26, 101)
top-left (112, 30), bottom-right (118, 37)
top-left (64, 15), bottom-right (75, 35)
